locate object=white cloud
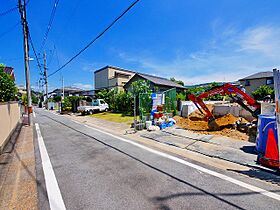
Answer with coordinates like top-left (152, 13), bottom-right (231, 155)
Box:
top-left (119, 24), bottom-right (280, 85)
top-left (73, 83), bottom-right (93, 89)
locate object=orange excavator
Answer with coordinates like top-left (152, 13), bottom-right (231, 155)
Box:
top-left (188, 83), bottom-right (261, 130)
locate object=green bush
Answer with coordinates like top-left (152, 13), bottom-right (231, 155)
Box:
top-left (62, 96), bottom-right (85, 111)
top-left (0, 64), bottom-right (17, 102)
top-left (252, 85), bottom-right (274, 100)
top-left (186, 82), bottom-right (227, 101)
top-left (131, 80), bottom-right (151, 96)
top-left (53, 95), bottom-right (62, 102)
top-left (176, 92), bottom-right (186, 101)
top-left (32, 94), bottom-right (39, 104)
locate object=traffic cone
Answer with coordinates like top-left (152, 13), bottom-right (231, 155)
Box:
top-left (259, 128), bottom-right (279, 168)
top-left (264, 128), bottom-right (279, 160)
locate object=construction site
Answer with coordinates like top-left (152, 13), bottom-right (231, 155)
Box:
top-left (140, 82), bottom-right (279, 171)
top-left (174, 106), bottom-right (253, 141)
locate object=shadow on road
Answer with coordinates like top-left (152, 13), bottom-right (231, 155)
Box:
top-left (240, 146), bottom-right (257, 155)
top-left (228, 168), bottom-right (280, 186)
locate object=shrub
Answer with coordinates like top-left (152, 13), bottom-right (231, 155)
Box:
top-left (176, 92), bottom-right (186, 101)
top-left (62, 96), bottom-right (85, 111)
top-left (32, 94), bottom-right (39, 104)
top-left (0, 64), bottom-right (17, 102)
top-left (252, 85), bottom-right (274, 100)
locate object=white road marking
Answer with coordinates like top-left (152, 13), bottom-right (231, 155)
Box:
top-left (33, 111), bottom-right (36, 118)
top-left (35, 123), bottom-right (66, 210)
top-left (81, 122), bottom-right (280, 201)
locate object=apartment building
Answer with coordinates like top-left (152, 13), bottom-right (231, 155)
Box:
top-left (94, 66), bottom-right (135, 91)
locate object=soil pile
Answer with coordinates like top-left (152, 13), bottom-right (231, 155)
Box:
top-left (173, 113), bottom-right (250, 141)
top-left (188, 104), bottom-right (214, 121)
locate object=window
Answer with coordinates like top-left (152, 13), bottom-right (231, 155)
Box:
top-left (266, 78), bottom-right (274, 85)
top-left (92, 100), bottom-right (99, 106)
top-left (100, 100), bottom-right (104, 104)
top-left (245, 80), bottom-right (250, 86)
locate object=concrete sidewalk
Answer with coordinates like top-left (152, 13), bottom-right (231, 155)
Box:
top-left (0, 116), bottom-right (38, 210)
top-left (140, 126), bottom-right (273, 172)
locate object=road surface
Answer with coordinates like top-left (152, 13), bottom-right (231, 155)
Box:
top-left (33, 108), bottom-right (280, 210)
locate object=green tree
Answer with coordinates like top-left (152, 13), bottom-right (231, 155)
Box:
top-left (22, 94), bottom-right (27, 106)
top-left (206, 82), bottom-right (224, 101)
top-left (131, 80), bottom-right (152, 116)
top-left (95, 89), bottom-right (110, 103)
top-left (62, 97), bottom-right (72, 111)
top-left (62, 96), bottom-right (85, 111)
top-left (170, 77), bottom-right (184, 86)
top-left (186, 82), bottom-right (225, 101)
top-left (131, 80), bottom-right (151, 96)
top-left (0, 64), bottom-right (17, 102)
top-left (32, 94), bottom-right (39, 104)
top-left (186, 86), bottom-right (206, 98)
top-left (252, 85), bottom-right (274, 100)
top-left (53, 95), bottom-right (62, 102)
top-left (176, 92), bottom-right (186, 100)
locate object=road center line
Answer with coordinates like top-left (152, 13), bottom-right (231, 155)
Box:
top-left (35, 123), bottom-right (66, 210)
top-left (33, 111), bottom-right (36, 118)
top-left (80, 122), bottom-right (280, 201)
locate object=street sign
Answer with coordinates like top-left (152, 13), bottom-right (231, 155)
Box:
top-left (273, 68), bottom-right (280, 170)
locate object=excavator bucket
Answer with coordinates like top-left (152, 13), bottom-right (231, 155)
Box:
top-left (208, 119), bottom-right (220, 131)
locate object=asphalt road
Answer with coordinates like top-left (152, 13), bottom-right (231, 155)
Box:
top-left (33, 108), bottom-right (280, 210)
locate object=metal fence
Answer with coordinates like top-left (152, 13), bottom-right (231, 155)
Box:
top-left (162, 88), bottom-right (177, 115)
top-left (138, 88), bottom-right (177, 120)
top-left (139, 93), bottom-right (152, 120)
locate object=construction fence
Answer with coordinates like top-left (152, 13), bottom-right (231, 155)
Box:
top-left (139, 88), bottom-right (177, 120)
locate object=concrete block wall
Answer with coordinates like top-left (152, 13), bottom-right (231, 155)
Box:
top-left (180, 101), bottom-right (227, 117)
top-left (180, 101), bottom-right (271, 122)
top-left (0, 102), bottom-right (21, 152)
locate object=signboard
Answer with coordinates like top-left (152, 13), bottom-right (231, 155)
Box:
top-left (151, 93), bottom-right (163, 111)
top-left (273, 68), bottom-right (280, 169)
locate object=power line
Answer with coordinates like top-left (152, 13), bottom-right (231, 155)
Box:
top-left (40, 0), bottom-right (60, 51)
top-left (48, 0), bottom-right (140, 78)
top-left (28, 32), bottom-right (43, 73)
top-left (0, 0), bottom-right (30, 17)
top-left (0, 21), bottom-right (21, 39)
top-left (48, 45), bottom-right (56, 65)
top-left (0, 6), bottom-right (18, 17)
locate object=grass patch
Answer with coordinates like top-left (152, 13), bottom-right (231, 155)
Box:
top-left (89, 112), bottom-right (134, 124)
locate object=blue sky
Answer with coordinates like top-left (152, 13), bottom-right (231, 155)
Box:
top-left (1, 0), bottom-right (280, 91)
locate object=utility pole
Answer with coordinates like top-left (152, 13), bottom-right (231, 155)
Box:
top-left (44, 51), bottom-right (48, 109)
top-left (59, 76), bottom-right (64, 113)
top-left (18, 0), bottom-right (32, 125)
top-left (61, 76), bottom-right (64, 100)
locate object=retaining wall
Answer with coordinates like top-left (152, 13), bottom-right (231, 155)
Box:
top-left (0, 102), bottom-right (21, 152)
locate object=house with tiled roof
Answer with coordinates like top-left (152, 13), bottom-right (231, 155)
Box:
top-left (3, 66), bottom-right (15, 81)
top-left (124, 73), bottom-right (186, 92)
top-left (94, 65), bottom-right (186, 93)
top-left (238, 71), bottom-right (274, 96)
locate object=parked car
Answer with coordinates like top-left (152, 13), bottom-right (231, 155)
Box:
top-left (77, 99), bottom-right (109, 115)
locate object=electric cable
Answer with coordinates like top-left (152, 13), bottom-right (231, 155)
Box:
top-left (29, 32), bottom-right (43, 73)
top-left (40, 0), bottom-right (60, 51)
top-left (0, 6), bottom-right (18, 17)
top-left (48, 0), bottom-right (140, 78)
top-left (0, 0), bottom-right (30, 17)
top-left (0, 21), bottom-right (21, 39)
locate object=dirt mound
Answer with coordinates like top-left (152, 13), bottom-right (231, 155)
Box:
top-left (216, 114), bottom-right (239, 127)
top-left (174, 113), bottom-right (238, 130)
top-left (173, 113), bottom-right (250, 141)
top-left (188, 104), bottom-right (214, 121)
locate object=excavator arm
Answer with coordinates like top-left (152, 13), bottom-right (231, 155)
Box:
top-left (188, 83), bottom-right (261, 130)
